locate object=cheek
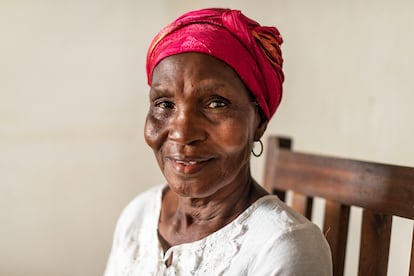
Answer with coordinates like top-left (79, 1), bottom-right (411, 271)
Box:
top-left (144, 114), bottom-right (166, 151)
top-left (215, 108), bottom-right (260, 161)
top-left (215, 120), bottom-right (254, 156)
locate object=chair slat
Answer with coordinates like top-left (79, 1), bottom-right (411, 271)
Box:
top-left (263, 136), bottom-right (292, 199)
top-left (272, 189), bottom-right (286, 202)
top-left (271, 149), bottom-right (414, 220)
top-left (263, 135), bottom-right (414, 276)
top-left (323, 200), bottom-right (350, 276)
top-left (291, 192), bottom-right (313, 220)
top-left (358, 209), bottom-right (392, 276)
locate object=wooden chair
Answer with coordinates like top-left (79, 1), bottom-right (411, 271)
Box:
top-left (263, 135), bottom-right (414, 276)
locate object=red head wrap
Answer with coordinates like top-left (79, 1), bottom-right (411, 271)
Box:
top-left (146, 8), bottom-right (284, 120)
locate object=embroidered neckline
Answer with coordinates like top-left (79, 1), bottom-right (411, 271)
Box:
top-left (156, 184), bottom-right (276, 247)
top-left (149, 185), bottom-right (278, 273)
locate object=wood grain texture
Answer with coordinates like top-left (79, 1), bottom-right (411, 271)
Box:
top-left (323, 201), bottom-right (350, 276)
top-left (263, 135), bottom-right (414, 276)
top-left (358, 210), bottom-right (392, 276)
top-left (264, 137), bottom-right (414, 220)
top-left (291, 192), bottom-right (313, 220)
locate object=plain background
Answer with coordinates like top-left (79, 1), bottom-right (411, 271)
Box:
top-left (1, 0), bottom-right (413, 275)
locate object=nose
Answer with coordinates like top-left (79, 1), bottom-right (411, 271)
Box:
top-left (168, 106), bottom-right (207, 145)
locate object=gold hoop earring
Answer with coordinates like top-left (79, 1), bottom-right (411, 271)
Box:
top-left (252, 140), bottom-right (263, 157)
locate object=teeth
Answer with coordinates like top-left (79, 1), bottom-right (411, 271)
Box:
top-left (176, 160), bottom-right (198, 165)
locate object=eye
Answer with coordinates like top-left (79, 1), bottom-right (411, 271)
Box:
top-left (205, 97), bottom-right (230, 109)
top-left (154, 99), bottom-right (175, 109)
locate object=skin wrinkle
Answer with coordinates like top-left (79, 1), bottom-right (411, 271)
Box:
top-left (146, 53), bottom-right (253, 196)
top-left (146, 9), bottom-right (284, 120)
top-left (144, 52), bottom-right (268, 251)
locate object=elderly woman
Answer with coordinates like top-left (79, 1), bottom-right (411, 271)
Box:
top-left (105, 8), bottom-right (332, 275)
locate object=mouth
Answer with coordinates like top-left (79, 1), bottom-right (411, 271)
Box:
top-left (166, 156), bottom-right (215, 175)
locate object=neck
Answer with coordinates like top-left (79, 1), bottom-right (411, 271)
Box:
top-left (158, 173), bottom-right (268, 249)
top-left (175, 176), bottom-right (255, 225)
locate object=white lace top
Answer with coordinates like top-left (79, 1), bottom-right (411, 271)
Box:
top-left (104, 185), bottom-right (332, 276)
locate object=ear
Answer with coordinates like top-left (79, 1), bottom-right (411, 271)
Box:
top-left (254, 118), bottom-right (268, 141)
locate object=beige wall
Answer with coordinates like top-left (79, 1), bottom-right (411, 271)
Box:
top-left (1, 0), bottom-right (413, 275)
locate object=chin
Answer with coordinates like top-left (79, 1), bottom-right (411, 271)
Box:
top-left (167, 180), bottom-right (220, 199)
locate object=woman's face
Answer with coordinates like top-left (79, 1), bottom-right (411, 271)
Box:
top-left (145, 53), bottom-right (267, 199)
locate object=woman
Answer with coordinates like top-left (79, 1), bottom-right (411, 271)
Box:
top-left (105, 8), bottom-right (332, 275)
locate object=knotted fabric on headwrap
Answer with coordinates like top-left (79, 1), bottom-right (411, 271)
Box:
top-left (146, 8), bottom-right (284, 120)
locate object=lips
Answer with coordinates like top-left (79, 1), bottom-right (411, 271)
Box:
top-left (174, 160), bottom-right (200, 165)
top-left (166, 155), bottom-right (215, 175)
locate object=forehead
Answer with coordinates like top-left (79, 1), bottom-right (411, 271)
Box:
top-left (151, 52), bottom-right (244, 87)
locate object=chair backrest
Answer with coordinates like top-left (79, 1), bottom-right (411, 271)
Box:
top-left (263, 135), bottom-right (414, 276)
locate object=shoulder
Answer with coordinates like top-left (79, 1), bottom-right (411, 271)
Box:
top-left (245, 195), bottom-right (310, 232)
top-left (251, 224), bottom-right (332, 275)
top-left (242, 196), bottom-right (333, 275)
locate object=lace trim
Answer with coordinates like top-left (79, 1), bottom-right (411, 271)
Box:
top-left (117, 185), bottom-right (279, 275)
